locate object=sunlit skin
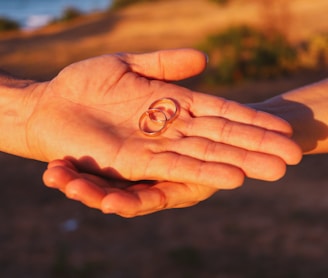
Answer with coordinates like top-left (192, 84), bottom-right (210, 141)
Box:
top-left (3, 49), bottom-right (296, 217)
top-left (251, 79), bottom-right (328, 154)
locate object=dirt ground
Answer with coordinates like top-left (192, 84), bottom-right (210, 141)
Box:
top-left (0, 0), bottom-right (328, 277)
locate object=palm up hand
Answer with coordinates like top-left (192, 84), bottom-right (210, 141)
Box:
top-left (33, 49), bottom-right (302, 217)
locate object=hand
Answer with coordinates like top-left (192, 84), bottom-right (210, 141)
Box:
top-left (44, 159), bottom-right (218, 217)
top-left (33, 48), bottom-right (302, 217)
top-left (250, 78), bottom-right (328, 154)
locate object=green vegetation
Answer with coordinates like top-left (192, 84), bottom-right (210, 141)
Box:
top-left (200, 25), bottom-right (298, 84)
top-left (60, 7), bottom-right (83, 21)
top-left (111, 0), bottom-right (161, 10)
top-left (110, 0), bottom-right (229, 10)
top-left (0, 17), bottom-right (20, 32)
top-left (51, 7), bottom-right (84, 24)
top-left (298, 33), bottom-right (328, 70)
top-left (0, 6), bottom-right (86, 33)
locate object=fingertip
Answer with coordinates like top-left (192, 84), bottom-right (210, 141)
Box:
top-left (289, 144), bottom-right (303, 165)
top-left (43, 166), bottom-right (66, 189)
top-left (65, 180), bottom-right (106, 209)
top-left (42, 169), bottom-right (57, 188)
top-left (100, 196), bottom-right (115, 214)
top-left (268, 167), bottom-right (287, 182)
top-left (128, 48), bottom-right (208, 81)
top-left (180, 48), bottom-right (208, 75)
top-left (101, 192), bottom-right (130, 215)
top-left (216, 167), bottom-right (245, 190)
top-left (263, 131), bottom-right (303, 166)
top-left (263, 158), bottom-right (287, 182)
top-left (230, 169), bottom-right (245, 189)
top-left (280, 140), bottom-right (303, 165)
top-left (101, 191), bottom-right (148, 217)
top-left (163, 48), bottom-right (208, 79)
top-left (42, 165), bottom-right (79, 189)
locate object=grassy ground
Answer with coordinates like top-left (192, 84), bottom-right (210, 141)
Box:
top-left (0, 0), bottom-right (328, 277)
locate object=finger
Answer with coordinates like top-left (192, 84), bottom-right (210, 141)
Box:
top-left (44, 161), bottom-right (109, 192)
top-left (140, 152), bottom-right (245, 189)
top-left (101, 182), bottom-right (217, 217)
top-left (189, 93), bottom-right (293, 136)
top-left (45, 161), bottom-right (219, 217)
top-left (43, 165), bottom-right (79, 191)
top-left (179, 116), bottom-right (302, 165)
top-left (47, 159), bottom-right (77, 170)
top-left (101, 184), bottom-right (167, 217)
top-left (164, 137), bottom-right (287, 181)
top-left (119, 48), bottom-right (207, 81)
top-left (64, 179), bottom-right (107, 210)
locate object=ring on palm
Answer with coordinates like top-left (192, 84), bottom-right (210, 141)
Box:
top-left (139, 108), bottom-right (168, 136)
top-left (148, 98), bottom-right (180, 123)
top-left (139, 98), bottom-right (180, 136)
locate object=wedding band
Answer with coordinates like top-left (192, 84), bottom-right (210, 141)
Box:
top-left (139, 97), bottom-right (180, 137)
top-left (148, 97), bottom-right (180, 123)
top-left (139, 108), bottom-right (168, 136)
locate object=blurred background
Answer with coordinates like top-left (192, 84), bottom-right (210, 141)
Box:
top-left (0, 0), bottom-right (328, 277)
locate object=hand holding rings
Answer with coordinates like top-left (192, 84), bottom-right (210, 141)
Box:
top-left (139, 98), bottom-right (180, 137)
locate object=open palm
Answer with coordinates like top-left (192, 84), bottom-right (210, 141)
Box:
top-left (33, 49), bottom-right (302, 216)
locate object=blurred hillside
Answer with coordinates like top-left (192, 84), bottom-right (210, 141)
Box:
top-left (1, 1), bottom-right (328, 277)
top-left (0, 0), bottom-right (327, 97)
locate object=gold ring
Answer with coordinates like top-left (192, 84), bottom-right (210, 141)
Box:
top-left (138, 108), bottom-right (168, 137)
top-left (148, 97), bottom-right (180, 123)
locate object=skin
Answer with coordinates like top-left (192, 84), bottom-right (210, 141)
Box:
top-left (0, 48), bottom-right (302, 217)
top-left (251, 78), bottom-right (328, 154)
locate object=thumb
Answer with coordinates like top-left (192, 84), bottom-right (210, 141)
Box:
top-left (118, 48), bottom-right (208, 81)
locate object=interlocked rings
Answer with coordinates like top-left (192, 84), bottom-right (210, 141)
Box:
top-left (139, 98), bottom-right (180, 137)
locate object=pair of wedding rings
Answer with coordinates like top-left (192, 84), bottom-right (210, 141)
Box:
top-left (139, 98), bottom-right (180, 137)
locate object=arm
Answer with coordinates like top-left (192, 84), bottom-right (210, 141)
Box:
top-left (250, 79), bottom-right (328, 154)
top-left (0, 73), bottom-right (42, 158)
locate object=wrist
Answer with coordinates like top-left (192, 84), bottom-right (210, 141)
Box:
top-left (0, 76), bottom-right (43, 158)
